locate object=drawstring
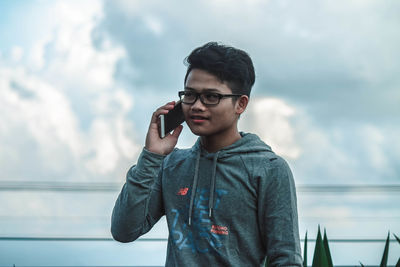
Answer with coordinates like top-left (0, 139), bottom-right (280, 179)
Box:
top-left (188, 149), bottom-right (220, 226)
top-left (188, 151), bottom-right (201, 226)
top-left (208, 151), bottom-right (220, 218)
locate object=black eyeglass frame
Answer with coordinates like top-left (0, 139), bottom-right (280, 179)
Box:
top-left (178, 91), bottom-right (242, 106)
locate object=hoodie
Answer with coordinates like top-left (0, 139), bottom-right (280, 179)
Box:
top-left (111, 133), bottom-right (302, 266)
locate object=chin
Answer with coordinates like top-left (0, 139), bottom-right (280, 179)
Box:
top-left (189, 129), bottom-right (207, 136)
top-left (187, 125), bottom-right (211, 137)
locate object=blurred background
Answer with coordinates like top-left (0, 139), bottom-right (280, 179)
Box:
top-left (0, 0), bottom-right (399, 266)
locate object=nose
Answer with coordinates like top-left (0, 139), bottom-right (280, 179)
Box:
top-left (190, 96), bottom-right (206, 111)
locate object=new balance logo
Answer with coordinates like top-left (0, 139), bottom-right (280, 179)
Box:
top-left (177, 187), bottom-right (189, 196)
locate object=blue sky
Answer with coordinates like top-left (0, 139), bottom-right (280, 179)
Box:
top-left (0, 0), bottom-right (399, 265)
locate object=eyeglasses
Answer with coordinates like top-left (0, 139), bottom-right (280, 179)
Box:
top-left (178, 91), bottom-right (242, 106)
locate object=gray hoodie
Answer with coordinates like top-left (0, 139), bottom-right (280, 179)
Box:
top-left (111, 133), bottom-right (302, 266)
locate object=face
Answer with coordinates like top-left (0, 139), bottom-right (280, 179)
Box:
top-left (182, 69), bottom-right (247, 139)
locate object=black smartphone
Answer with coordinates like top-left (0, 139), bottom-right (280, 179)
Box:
top-left (158, 101), bottom-right (185, 138)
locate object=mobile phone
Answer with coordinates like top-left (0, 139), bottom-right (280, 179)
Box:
top-left (158, 101), bottom-right (185, 138)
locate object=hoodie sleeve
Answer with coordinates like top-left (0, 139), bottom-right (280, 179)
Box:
top-left (258, 156), bottom-right (302, 266)
top-left (111, 148), bottom-right (166, 243)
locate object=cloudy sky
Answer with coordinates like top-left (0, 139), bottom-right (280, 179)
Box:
top-left (0, 0), bottom-right (399, 265)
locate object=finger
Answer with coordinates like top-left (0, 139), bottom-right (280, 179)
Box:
top-left (150, 108), bottom-right (171, 125)
top-left (170, 125), bottom-right (183, 139)
top-left (162, 101), bottom-right (176, 110)
top-left (153, 102), bottom-right (176, 118)
top-left (149, 101), bottom-right (177, 127)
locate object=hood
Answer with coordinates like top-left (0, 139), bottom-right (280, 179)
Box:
top-left (187, 132), bottom-right (273, 226)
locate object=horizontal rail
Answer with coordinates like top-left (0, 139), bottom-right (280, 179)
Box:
top-left (0, 236), bottom-right (398, 243)
top-left (2, 215), bottom-right (399, 221)
top-left (297, 184), bottom-right (400, 193)
top-left (0, 181), bottom-right (121, 192)
top-left (0, 266), bottom-right (394, 267)
top-left (0, 266), bottom-right (165, 267)
top-left (1, 181), bottom-right (400, 193)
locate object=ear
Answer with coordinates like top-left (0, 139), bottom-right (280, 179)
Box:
top-left (235, 95), bottom-right (249, 115)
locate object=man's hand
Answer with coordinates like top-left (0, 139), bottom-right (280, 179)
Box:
top-left (145, 101), bottom-right (183, 155)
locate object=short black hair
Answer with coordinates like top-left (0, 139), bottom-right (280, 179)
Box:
top-left (184, 42), bottom-right (255, 97)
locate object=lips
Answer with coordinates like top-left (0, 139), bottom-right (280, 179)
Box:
top-left (191, 115), bottom-right (208, 120)
top-left (189, 114), bottom-right (209, 123)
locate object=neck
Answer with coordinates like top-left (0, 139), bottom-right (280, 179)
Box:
top-left (200, 130), bottom-right (241, 153)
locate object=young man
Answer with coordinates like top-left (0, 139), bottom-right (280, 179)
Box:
top-left (111, 42), bottom-right (302, 266)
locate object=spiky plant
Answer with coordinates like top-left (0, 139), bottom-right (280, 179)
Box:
top-left (312, 225), bottom-right (329, 267)
top-left (379, 232), bottom-right (390, 267)
top-left (323, 228), bottom-right (333, 267)
top-left (303, 231), bottom-right (308, 267)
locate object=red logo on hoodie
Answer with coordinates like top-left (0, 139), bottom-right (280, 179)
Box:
top-left (211, 225), bottom-right (229, 235)
top-left (177, 187), bottom-right (189, 196)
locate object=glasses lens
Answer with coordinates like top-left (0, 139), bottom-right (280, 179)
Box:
top-left (182, 91), bottom-right (196, 103)
top-left (202, 93), bottom-right (220, 105)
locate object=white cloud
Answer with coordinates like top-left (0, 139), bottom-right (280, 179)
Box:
top-left (359, 125), bottom-right (386, 170)
top-left (239, 97), bottom-right (301, 159)
top-left (238, 97), bottom-right (399, 184)
top-left (0, 0), bottom-right (140, 181)
top-left (11, 46), bottom-right (24, 62)
top-left (291, 112), bottom-right (400, 184)
top-left (29, 40), bottom-right (47, 70)
top-left (143, 15), bottom-right (164, 36)
top-left (0, 67), bottom-right (73, 175)
top-left (114, 0), bottom-right (146, 16)
top-left (85, 118), bottom-right (121, 174)
top-left (41, 3), bottom-right (124, 91)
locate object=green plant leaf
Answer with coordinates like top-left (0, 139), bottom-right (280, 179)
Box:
top-left (323, 228), bottom-right (333, 267)
top-left (392, 234), bottom-right (399, 267)
top-left (304, 231), bottom-right (308, 267)
top-left (359, 261), bottom-right (365, 267)
top-left (380, 231), bottom-right (390, 267)
top-left (312, 225), bottom-right (329, 267)
top-left (394, 233), bottom-right (400, 245)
